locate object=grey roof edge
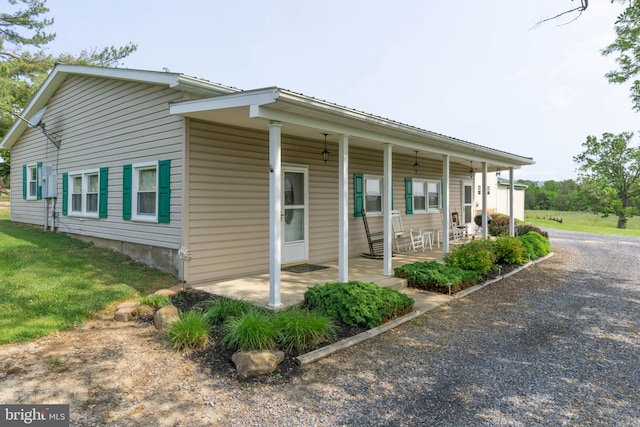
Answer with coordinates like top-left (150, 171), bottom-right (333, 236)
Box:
top-left (1, 64), bottom-right (240, 149)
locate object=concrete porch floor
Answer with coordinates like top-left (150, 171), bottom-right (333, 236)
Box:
top-left (192, 245), bottom-right (452, 311)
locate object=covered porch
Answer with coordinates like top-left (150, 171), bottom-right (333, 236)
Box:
top-left (172, 87), bottom-right (534, 309)
top-left (192, 248), bottom-right (450, 310)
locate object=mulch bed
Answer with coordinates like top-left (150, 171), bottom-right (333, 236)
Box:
top-left (146, 289), bottom-right (368, 383)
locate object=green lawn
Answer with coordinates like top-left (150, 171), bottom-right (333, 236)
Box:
top-left (0, 211), bottom-right (179, 344)
top-left (524, 210), bottom-right (640, 237)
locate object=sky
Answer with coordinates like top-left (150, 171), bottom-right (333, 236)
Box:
top-left (34, 0), bottom-right (640, 182)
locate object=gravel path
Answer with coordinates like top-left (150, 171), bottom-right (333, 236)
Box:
top-left (231, 229), bottom-right (640, 426)
top-left (2, 229), bottom-right (638, 426)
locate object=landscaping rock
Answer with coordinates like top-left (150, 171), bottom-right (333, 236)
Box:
top-left (231, 350), bottom-right (285, 378)
top-left (153, 305), bottom-right (179, 332)
top-left (114, 306), bottom-right (135, 322)
top-left (154, 288), bottom-right (176, 297)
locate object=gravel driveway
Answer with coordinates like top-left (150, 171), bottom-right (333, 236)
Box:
top-left (243, 229), bottom-right (640, 426)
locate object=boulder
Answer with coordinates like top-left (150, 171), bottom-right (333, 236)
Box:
top-left (231, 350), bottom-right (285, 378)
top-left (153, 305), bottom-right (180, 332)
top-left (114, 306), bottom-right (135, 322)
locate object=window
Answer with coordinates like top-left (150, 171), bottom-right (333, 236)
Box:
top-left (27, 164), bottom-right (38, 199)
top-left (427, 181), bottom-right (441, 211)
top-left (123, 160), bottom-right (171, 223)
top-left (67, 170), bottom-right (100, 217)
top-left (365, 176), bottom-right (383, 214)
top-left (23, 163), bottom-right (42, 200)
top-left (62, 168), bottom-right (108, 218)
top-left (413, 181), bottom-right (426, 212)
top-left (405, 178), bottom-right (441, 214)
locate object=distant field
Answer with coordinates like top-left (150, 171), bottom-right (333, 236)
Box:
top-left (525, 210), bottom-right (640, 238)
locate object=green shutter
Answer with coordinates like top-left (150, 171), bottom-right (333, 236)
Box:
top-left (22, 165), bottom-right (27, 199)
top-left (123, 164), bottom-right (132, 220)
top-left (62, 173), bottom-right (68, 215)
top-left (405, 178), bottom-right (413, 215)
top-left (353, 173), bottom-right (363, 217)
top-left (158, 160), bottom-right (171, 223)
top-left (36, 162), bottom-right (42, 200)
top-left (99, 167), bottom-right (108, 219)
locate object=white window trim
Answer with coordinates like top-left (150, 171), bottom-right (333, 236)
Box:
top-left (26, 163), bottom-right (38, 200)
top-left (364, 174), bottom-right (383, 216)
top-left (132, 161), bottom-right (159, 223)
top-left (411, 178), bottom-right (442, 214)
top-left (67, 169), bottom-right (99, 218)
top-left (412, 179), bottom-right (428, 214)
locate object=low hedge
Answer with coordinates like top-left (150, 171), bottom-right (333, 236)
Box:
top-left (395, 261), bottom-right (480, 294)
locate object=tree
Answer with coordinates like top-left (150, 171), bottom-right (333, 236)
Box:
top-left (0, 0), bottom-right (137, 183)
top-left (573, 132), bottom-right (640, 228)
top-left (602, 0), bottom-right (640, 111)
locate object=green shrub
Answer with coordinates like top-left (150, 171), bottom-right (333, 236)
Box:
top-left (273, 308), bottom-right (337, 353)
top-left (205, 297), bottom-right (255, 325)
top-left (165, 310), bottom-right (210, 354)
top-left (493, 236), bottom-right (528, 265)
top-left (138, 294), bottom-right (171, 310)
top-left (221, 309), bottom-right (281, 352)
top-left (303, 281), bottom-right (414, 329)
top-left (517, 231), bottom-right (551, 260)
top-left (443, 239), bottom-right (497, 276)
top-left (394, 261), bottom-right (479, 289)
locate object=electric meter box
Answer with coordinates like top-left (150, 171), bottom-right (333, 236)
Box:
top-left (41, 165), bottom-right (57, 199)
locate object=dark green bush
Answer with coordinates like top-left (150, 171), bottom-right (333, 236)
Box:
top-left (303, 281), bottom-right (414, 329)
top-left (493, 236), bottom-right (528, 265)
top-left (394, 261), bottom-right (479, 289)
top-left (517, 231), bottom-right (551, 260)
top-left (443, 239), bottom-right (497, 276)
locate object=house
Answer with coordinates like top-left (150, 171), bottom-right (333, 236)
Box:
top-left (1, 64), bottom-right (534, 307)
top-left (473, 171), bottom-right (528, 221)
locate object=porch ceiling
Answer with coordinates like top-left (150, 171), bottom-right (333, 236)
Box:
top-left (170, 87), bottom-right (535, 171)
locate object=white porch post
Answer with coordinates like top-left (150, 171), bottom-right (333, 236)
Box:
top-left (509, 167), bottom-right (515, 236)
top-left (481, 162), bottom-right (488, 239)
top-left (383, 143), bottom-right (393, 276)
top-left (442, 154), bottom-right (450, 254)
top-left (268, 121), bottom-right (283, 308)
top-left (338, 134), bottom-right (349, 282)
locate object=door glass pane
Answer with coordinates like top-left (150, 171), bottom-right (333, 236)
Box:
top-left (464, 185), bottom-right (472, 203)
top-left (284, 172), bottom-right (304, 206)
top-left (284, 208), bottom-right (304, 242)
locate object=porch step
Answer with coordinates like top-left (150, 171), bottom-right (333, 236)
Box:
top-left (375, 277), bottom-right (407, 291)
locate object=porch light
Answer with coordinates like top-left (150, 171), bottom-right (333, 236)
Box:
top-left (322, 133), bottom-right (330, 164)
top-left (413, 151), bottom-right (419, 173)
top-left (469, 161), bottom-right (474, 178)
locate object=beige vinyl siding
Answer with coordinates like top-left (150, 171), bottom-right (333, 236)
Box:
top-left (185, 121), bottom-right (470, 283)
top-left (9, 75), bottom-right (185, 249)
top-left (186, 120), bottom-right (340, 283)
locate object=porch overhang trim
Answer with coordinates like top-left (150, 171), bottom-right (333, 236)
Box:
top-left (169, 88), bottom-right (280, 115)
top-left (250, 105), bottom-right (533, 168)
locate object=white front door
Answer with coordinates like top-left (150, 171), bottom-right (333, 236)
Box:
top-left (282, 166), bottom-right (308, 264)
